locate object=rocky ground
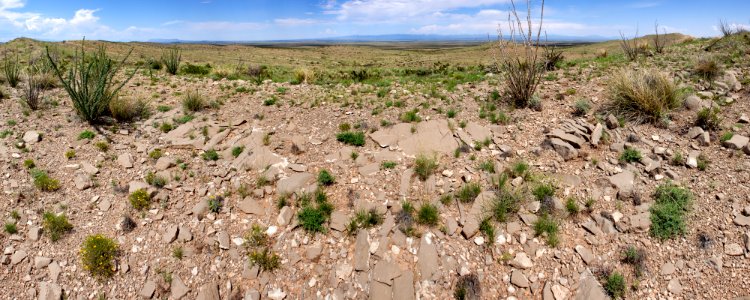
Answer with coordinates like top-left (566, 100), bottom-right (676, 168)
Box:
top-left (1, 38), bottom-right (750, 300)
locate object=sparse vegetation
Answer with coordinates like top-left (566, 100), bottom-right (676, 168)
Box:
top-left (336, 131), bottom-right (365, 146)
top-left (297, 190), bottom-right (334, 234)
top-left (604, 271), bottom-right (626, 299)
top-left (42, 212), bottom-right (74, 242)
top-left (650, 182), bottom-right (692, 240)
top-left (417, 203), bottom-right (439, 226)
top-left (182, 91), bottom-right (205, 112)
top-left (619, 148), bottom-right (642, 163)
top-left (696, 107), bottom-right (721, 131)
top-left (30, 168), bottom-right (61, 192)
top-left (533, 214), bottom-right (560, 247)
top-left (317, 169), bottom-right (335, 186)
top-left (346, 208), bottom-right (383, 234)
top-left (162, 47), bottom-right (181, 75)
top-left (202, 149), bottom-right (219, 161)
top-left (604, 68), bottom-right (683, 124)
top-left (693, 56), bottom-right (722, 81)
top-left (414, 154), bottom-right (439, 181)
top-left (454, 274), bottom-right (481, 300)
top-left (129, 189), bottom-right (151, 210)
top-left (80, 234), bottom-right (119, 280)
top-left (456, 182), bottom-right (481, 203)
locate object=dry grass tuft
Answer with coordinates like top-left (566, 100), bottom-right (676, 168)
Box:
top-left (604, 68), bottom-right (683, 124)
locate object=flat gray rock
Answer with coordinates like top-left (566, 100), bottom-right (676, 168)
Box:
top-left (575, 245), bottom-right (595, 265)
top-left (417, 232), bottom-right (439, 280)
top-left (609, 170), bottom-right (635, 194)
top-left (140, 281), bottom-right (156, 299)
top-left (723, 135), bottom-right (749, 150)
top-left (237, 197), bottom-right (265, 215)
top-left (170, 275), bottom-right (190, 300)
top-left (511, 270), bottom-right (530, 288)
top-left (276, 173), bottom-right (314, 194)
top-left (574, 269), bottom-right (607, 300)
top-left (23, 131), bottom-right (41, 143)
top-left (196, 282), bottom-right (220, 300)
top-left (392, 271), bottom-right (416, 300)
top-left (353, 229), bottom-right (370, 271)
top-left (37, 282), bottom-right (62, 300)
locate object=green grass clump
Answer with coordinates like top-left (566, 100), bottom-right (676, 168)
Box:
top-left (619, 148), bottom-right (642, 163)
top-left (479, 218), bottom-right (495, 244)
top-left (508, 161), bottom-right (529, 178)
top-left (4, 222), bottom-right (17, 234)
top-left (159, 122), bottom-right (174, 133)
top-left (65, 150), bottom-right (76, 159)
top-left (162, 48), bottom-right (181, 75)
top-left (208, 196), bottom-right (223, 213)
top-left (336, 131), bottom-right (365, 146)
top-left (338, 123), bottom-right (351, 132)
top-left (297, 190), bottom-right (334, 234)
top-left (720, 132), bottom-right (734, 142)
top-left (231, 146), bottom-right (244, 158)
top-left (23, 159), bottom-right (35, 169)
top-left (172, 247), bottom-right (183, 260)
top-left (346, 208), bottom-right (384, 234)
top-left (603, 271), bottom-right (626, 299)
top-left (145, 171), bottom-right (167, 188)
top-left (129, 189), bottom-right (151, 210)
top-left (317, 169), bottom-right (335, 186)
top-left (80, 234), bottom-right (119, 280)
top-left (533, 214), bottom-right (560, 247)
top-left (181, 91), bottom-right (205, 112)
top-left (414, 154), bottom-right (438, 181)
top-left (244, 224), bottom-right (269, 248)
top-left (456, 182), bottom-right (481, 203)
top-left (157, 105), bottom-right (172, 112)
top-left (696, 107), bottom-right (721, 131)
top-left (400, 109), bottom-right (421, 123)
top-left (202, 149), bottom-right (219, 161)
top-left (650, 182), bottom-right (692, 240)
top-left (622, 246), bottom-right (646, 277)
top-left (95, 141), bottom-right (109, 152)
top-left (697, 154), bottom-right (709, 171)
top-left (42, 212), bottom-right (74, 242)
top-left (491, 188), bottom-right (521, 222)
top-left (573, 99), bottom-right (591, 116)
top-left (248, 248), bottom-right (281, 272)
top-left (148, 148), bottom-right (163, 159)
top-left (78, 130), bottom-right (95, 140)
top-left (416, 203), bottom-right (439, 226)
top-left (446, 108), bottom-right (457, 118)
top-left (532, 183), bottom-right (555, 201)
top-left (30, 169), bottom-right (61, 192)
top-left (604, 68), bottom-right (683, 124)
top-left (381, 161), bottom-right (397, 169)
top-left (565, 198), bottom-right (580, 215)
top-left (478, 160), bottom-right (495, 173)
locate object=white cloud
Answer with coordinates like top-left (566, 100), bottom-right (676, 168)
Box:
top-left (328, 0), bottom-right (511, 23)
top-left (274, 18), bottom-right (320, 26)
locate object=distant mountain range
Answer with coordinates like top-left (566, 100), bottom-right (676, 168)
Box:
top-left (146, 33), bottom-right (615, 44)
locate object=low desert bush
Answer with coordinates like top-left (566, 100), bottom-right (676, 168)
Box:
top-left (414, 154), bottom-right (438, 181)
top-left (182, 91), bottom-right (205, 112)
top-left (693, 56), bottom-right (722, 81)
top-left (604, 68), bottom-right (683, 124)
top-left (30, 169), bottom-right (60, 192)
top-left (696, 107), bottom-right (721, 131)
top-left (162, 47), bottom-right (181, 75)
top-left (42, 212), bottom-right (73, 242)
top-left (129, 189), bottom-right (151, 210)
top-left (417, 203), bottom-right (439, 226)
top-left (80, 234), bottom-right (119, 280)
top-left (649, 182), bottom-right (692, 240)
top-left (456, 182), bottom-right (481, 203)
top-left (297, 190), bottom-right (334, 234)
top-left (109, 96), bottom-right (150, 122)
top-left (336, 131), bottom-right (365, 146)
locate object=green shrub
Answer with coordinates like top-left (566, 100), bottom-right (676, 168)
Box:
top-left (65, 150), bottom-right (76, 159)
top-left (478, 160), bottom-right (495, 173)
top-left (202, 149), bottom-right (219, 161)
top-left (129, 189), bottom-right (151, 210)
top-left (23, 159), bottom-right (35, 169)
top-left (148, 148), bottom-right (163, 159)
top-left (456, 182), bottom-right (481, 203)
top-left (605, 68), bottom-right (683, 124)
top-left (446, 109), bottom-right (457, 118)
top-left (650, 183), bottom-right (692, 240)
top-left (603, 271), bottom-right (626, 299)
top-left (4, 222), bottom-right (17, 234)
top-left (78, 130), bottom-right (95, 140)
top-left (30, 169), bottom-right (60, 192)
top-left (338, 123), bottom-right (351, 132)
top-left (161, 48), bottom-right (181, 75)
top-left (414, 154), bottom-right (438, 181)
top-left (693, 56), bottom-right (721, 81)
top-left (508, 161), bottom-right (529, 178)
top-left (317, 169), bottom-right (335, 186)
top-left (619, 148), bottom-right (642, 163)
top-left (532, 183), bottom-right (555, 201)
top-left (109, 97), bottom-right (150, 122)
top-left (622, 246), bottom-right (646, 277)
top-left (533, 214), bottom-right (560, 247)
top-left (145, 171), bottom-right (167, 188)
top-left (297, 190), bottom-right (334, 234)
top-left (671, 151), bottom-right (684, 166)
top-left (400, 109), bottom-right (421, 123)
top-left (172, 247), bottom-right (183, 259)
top-left (417, 203), bottom-right (439, 226)
top-left (2, 53), bottom-right (21, 88)
top-left (336, 131), bottom-right (365, 146)
top-left (479, 218), bottom-right (495, 244)
top-left (697, 154), bottom-right (709, 171)
top-left (42, 212), bottom-right (73, 242)
top-left (181, 63), bottom-right (211, 75)
top-left (157, 105), bottom-right (172, 112)
top-left (346, 209), bottom-right (383, 234)
top-left (208, 195), bottom-right (223, 213)
top-left (248, 248), bottom-right (280, 272)
top-left (696, 107), bottom-right (721, 131)
top-left (491, 189), bottom-right (521, 222)
top-left (573, 99), bottom-right (591, 116)
top-left (182, 91), bottom-right (205, 112)
top-left (80, 234), bottom-right (119, 279)
top-left (159, 122), bottom-right (174, 133)
top-left (381, 161), bottom-right (397, 169)
top-left (95, 141), bottom-right (109, 152)
top-left (244, 223), bottom-right (270, 248)
top-left (47, 42), bottom-right (135, 124)
top-left (231, 146), bottom-right (244, 158)
top-left (565, 198), bottom-right (580, 215)
top-left (720, 132), bottom-right (734, 142)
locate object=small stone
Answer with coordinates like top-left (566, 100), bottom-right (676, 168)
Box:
top-left (510, 252), bottom-right (533, 269)
top-left (140, 281), bottom-right (156, 299)
top-left (606, 114), bottom-right (619, 129)
top-left (724, 243), bottom-right (744, 256)
top-left (575, 245), bottom-right (595, 265)
top-left (723, 135), bottom-right (749, 150)
top-left (37, 282), bottom-right (62, 300)
top-left (23, 131), bottom-right (41, 143)
top-left (10, 250), bottom-right (27, 265)
top-left (170, 276), bottom-right (190, 299)
top-left (118, 153), bottom-right (134, 168)
top-left (660, 263), bottom-right (675, 275)
top-left (238, 198), bottom-right (264, 215)
top-left (34, 256), bottom-right (52, 269)
top-left (277, 206), bottom-right (293, 226)
top-left (511, 270), bottom-right (529, 288)
top-left (268, 288), bottom-right (287, 300)
top-left (216, 231), bottom-right (230, 250)
top-left (667, 278), bottom-right (683, 295)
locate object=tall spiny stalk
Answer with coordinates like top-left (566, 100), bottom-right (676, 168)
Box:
top-left (3, 52), bottom-right (21, 88)
top-left (162, 47), bottom-right (181, 75)
top-left (46, 39), bottom-right (136, 123)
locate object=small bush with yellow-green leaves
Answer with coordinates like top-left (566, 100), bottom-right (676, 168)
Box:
top-left (30, 168), bottom-right (60, 192)
top-left (43, 212), bottom-right (73, 242)
top-left (80, 234), bottom-right (119, 280)
top-left (129, 189), bottom-right (151, 210)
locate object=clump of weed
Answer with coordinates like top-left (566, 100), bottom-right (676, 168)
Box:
top-left (603, 271), bottom-right (626, 299)
top-left (317, 169), bottom-right (335, 186)
top-left (491, 188), bottom-right (522, 222)
top-left (202, 149), bottom-right (219, 161)
top-left (148, 148), bottom-right (163, 159)
top-left (532, 183), bottom-right (556, 201)
top-left (619, 148), bottom-right (642, 163)
top-left (671, 151), bottom-right (684, 166)
top-left (697, 154), bottom-right (709, 171)
top-left (604, 68), bottom-right (683, 124)
top-left (94, 141), bottom-right (109, 152)
top-left (145, 171), bottom-right (167, 188)
top-left (208, 195), bottom-right (223, 213)
top-left (80, 234), bottom-right (119, 280)
top-left (346, 208), bottom-right (383, 234)
top-left (129, 189), bottom-right (151, 210)
top-left (181, 91), bottom-right (205, 112)
top-left (43, 212), bottom-right (74, 242)
top-left (78, 130), bottom-right (95, 140)
top-left (693, 56), bottom-right (722, 81)
top-left (573, 99), bottom-right (592, 116)
top-left (336, 131), bottom-right (365, 146)
top-left (381, 161), bottom-right (397, 169)
top-left (507, 160), bottom-right (529, 179)
top-left (172, 247), bottom-right (184, 260)
top-left (248, 248), bottom-right (281, 272)
top-left (414, 154), bottom-right (439, 181)
top-left (565, 198), bottom-right (580, 215)
top-left (109, 97), bottom-right (150, 122)
top-left (454, 274), bottom-right (481, 300)
top-left (417, 203), bottom-right (439, 226)
top-left (456, 182), bottom-right (481, 203)
top-left (649, 182), bottom-right (692, 240)
top-left (622, 246), bottom-right (646, 277)
top-left (479, 218), bottom-right (495, 244)
top-left (30, 169), bottom-right (61, 192)
top-left (400, 109), bottom-right (421, 123)
top-left (695, 107), bottom-right (721, 131)
top-left (4, 222), bottom-right (18, 234)
top-left (297, 190), bottom-right (334, 234)
top-left (231, 146), bottom-right (244, 158)
top-left (23, 159), bottom-right (35, 169)
top-left (533, 214), bottom-right (560, 247)
top-left (120, 215), bottom-right (136, 233)
top-left (478, 160), bottom-right (495, 173)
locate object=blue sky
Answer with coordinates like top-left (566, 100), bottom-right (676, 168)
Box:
top-left (0, 0), bottom-right (748, 41)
